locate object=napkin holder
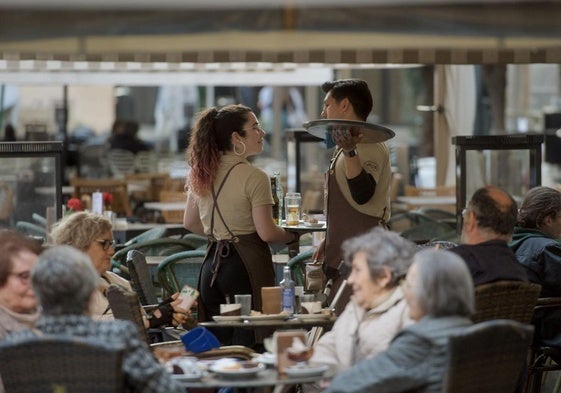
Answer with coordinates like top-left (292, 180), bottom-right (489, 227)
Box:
top-left (274, 329), bottom-right (307, 374)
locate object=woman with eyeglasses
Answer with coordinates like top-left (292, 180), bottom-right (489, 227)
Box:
top-left (183, 104), bottom-right (299, 346)
top-left (0, 230), bottom-right (43, 340)
top-left (309, 228), bottom-right (416, 377)
top-left (50, 212), bottom-right (190, 329)
top-left (326, 249), bottom-right (474, 393)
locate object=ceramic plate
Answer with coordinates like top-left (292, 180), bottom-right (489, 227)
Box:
top-left (210, 361), bottom-right (265, 378)
top-left (303, 119), bottom-right (395, 144)
top-left (244, 314), bottom-right (289, 322)
top-left (302, 221), bottom-right (325, 228)
top-left (284, 364), bottom-right (330, 378)
top-left (293, 313), bottom-right (331, 321)
top-left (212, 315), bottom-right (243, 322)
top-left (253, 352), bottom-right (276, 366)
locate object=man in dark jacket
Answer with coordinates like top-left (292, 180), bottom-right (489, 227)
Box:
top-left (450, 186), bottom-right (527, 285)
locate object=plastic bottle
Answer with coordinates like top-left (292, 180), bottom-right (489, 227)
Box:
top-left (281, 266), bottom-right (295, 314)
top-left (273, 171), bottom-right (284, 222)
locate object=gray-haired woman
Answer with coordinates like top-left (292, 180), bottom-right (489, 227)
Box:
top-left (326, 249), bottom-right (474, 393)
top-left (3, 246), bottom-right (182, 393)
top-left (310, 227), bottom-right (416, 373)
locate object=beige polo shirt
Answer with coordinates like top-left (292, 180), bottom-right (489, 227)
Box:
top-left (192, 153), bottom-right (274, 240)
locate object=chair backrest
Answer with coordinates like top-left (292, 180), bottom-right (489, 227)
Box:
top-left (0, 335), bottom-right (124, 393)
top-left (112, 237), bottom-right (199, 268)
top-left (15, 221), bottom-right (46, 239)
top-left (472, 280), bottom-right (542, 324)
top-left (157, 249), bottom-right (206, 296)
top-left (78, 143), bottom-right (111, 178)
top-left (105, 284), bottom-right (150, 344)
top-left (31, 213), bottom-right (47, 228)
top-left (442, 319), bottom-right (534, 393)
top-left (159, 190), bottom-right (186, 224)
top-left (287, 248), bottom-right (314, 287)
top-left (126, 250), bottom-right (160, 305)
top-left (107, 149), bottom-right (136, 178)
top-left (70, 177), bottom-right (133, 217)
top-left (135, 150), bottom-right (159, 173)
top-left (124, 172), bottom-right (170, 202)
top-left (124, 226), bottom-right (168, 247)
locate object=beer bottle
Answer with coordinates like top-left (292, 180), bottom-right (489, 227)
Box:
top-left (271, 177), bottom-right (280, 224)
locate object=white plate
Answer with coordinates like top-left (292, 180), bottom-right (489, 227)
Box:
top-left (285, 364), bottom-right (330, 378)
top-left (253, 352), bottom-right (276, 366)
top-left (210, 362), bottom-right (265, 378)
top-left (293, 313), bottom-right (331, 321)
top-left (212, 315), bottom-right (242, 322)
top-left (303, 221), bottom-right (325, 228)
top-left (244, 314), bottom-right (289, 322)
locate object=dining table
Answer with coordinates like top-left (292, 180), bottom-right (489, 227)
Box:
top-left (200, 314), bottom-right (336, 331)
top-left (171, 362), bottom-right (335, 391)
top-left (280, 219), bottom-right (326, 258)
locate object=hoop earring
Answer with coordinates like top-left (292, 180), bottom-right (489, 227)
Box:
top-left (234, 141), bottom-right (246, 156)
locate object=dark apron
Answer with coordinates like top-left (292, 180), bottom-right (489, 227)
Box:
top-left (324, 150), bottom-right (387, 313)
top-left (197, 163), bottom-right (275, 322)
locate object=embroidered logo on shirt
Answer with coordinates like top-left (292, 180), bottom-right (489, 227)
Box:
top-left (364, 161), bottom-right (378, 173)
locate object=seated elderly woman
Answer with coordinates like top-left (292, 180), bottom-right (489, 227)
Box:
top-left (50, 212), bottom-right (190, 329)
top-left (326, 249), bottom-right (474, 393)
top-left (0, 231), bottom-right (43, 340)
top-left (310, 227), bottom-right (416, 373)
top-left (3, 245), bottom-right (182, 393)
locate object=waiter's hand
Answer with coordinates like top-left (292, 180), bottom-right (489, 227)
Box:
top-left (331, 126), bottom-right (363, 150)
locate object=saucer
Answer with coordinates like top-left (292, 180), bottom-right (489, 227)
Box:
top-left (285, 363), bottom-right (330, 378)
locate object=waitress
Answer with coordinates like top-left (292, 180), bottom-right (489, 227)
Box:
top-left (183, 104), bottom-right (299, 346)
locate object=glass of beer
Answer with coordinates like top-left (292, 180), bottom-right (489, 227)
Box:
top-left (284, 192), bottom-right (302, 226)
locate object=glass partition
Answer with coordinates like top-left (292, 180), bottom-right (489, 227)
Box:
top-left (453, 134), bottom-right (544, 233)
top-left (0, 142), bottom-right (63, 233)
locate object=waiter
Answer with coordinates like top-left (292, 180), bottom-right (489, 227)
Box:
top-left (312, 79), bottom-right (392, 313)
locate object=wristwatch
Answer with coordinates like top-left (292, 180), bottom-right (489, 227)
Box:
top-left (342, 148), bottom-right (357, 157)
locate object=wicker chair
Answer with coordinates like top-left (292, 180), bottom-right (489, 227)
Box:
top-left (442, 319), bottom-right (534, 393)
top-left (472, 280), bottom-right (542, 324)
top-left (106, 284), bottom-right (151, 344)
top-left (525, 297), bottom-right (561, 393)
top-left (0, 336), bottom-right (124, 393)
top-left (126, 250), bottom-right (160, 305)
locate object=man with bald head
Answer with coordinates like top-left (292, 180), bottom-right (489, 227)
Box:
top-left (450, 186), bottom-right (528, 285)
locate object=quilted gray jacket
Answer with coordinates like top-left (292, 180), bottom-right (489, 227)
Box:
top-left (325, 316), bottom-right (473, 393)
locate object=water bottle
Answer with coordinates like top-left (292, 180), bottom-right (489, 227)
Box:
top-left (281, 266), bottom-right (295, 314)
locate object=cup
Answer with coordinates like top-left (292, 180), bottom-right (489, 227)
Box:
top-left (284, 192), bottom-right (302, 226)
top-left (234, 294), bottom-right (252, 316)
top-left (219, 303), bottom-right (241, 316)
top-left (103, 210), bottom-right (116, 225)
top-left (300, 294), bottom-right (315, 302)
top-left (261, 286), bottom-right (282, 314)
top-left (180, 327), bottom-right (220, 353)
top-left (300, 301), bottom-right (322, 314)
